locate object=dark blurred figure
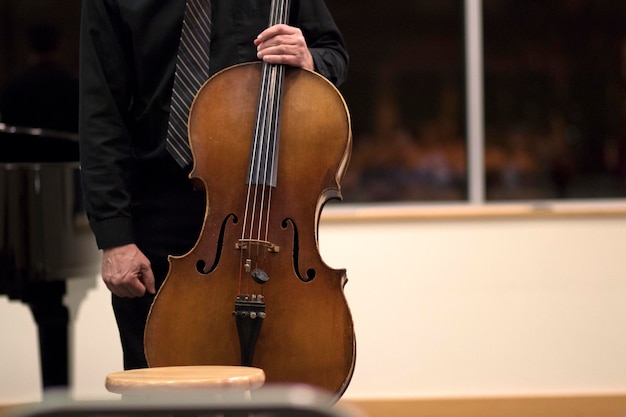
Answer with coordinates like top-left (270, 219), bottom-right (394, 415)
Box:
top-left (0, 23), bottom-right (78, 132)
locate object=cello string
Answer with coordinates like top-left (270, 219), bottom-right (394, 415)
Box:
top-left (258, 64), bottom-right (278, 243)
top-left (241, 55), bottom-right (271, 291)
top-left (239, 0), bottom-right (289, 287)
top-left (250, 64), bottom-right (272, 244)
top-left (243, 54), bottom-right (272, 243)
top-left (264, 65), bottom-right (285, 241)
top-left (256, 0), bottom-right (281, 241)
top-left (247, 0), bottom-right (284, 296)
top-left (261, 0), bottom-right (289, 242)
top-left (244, 0), bottom-right (278, 244)
top-left (256, 0), bottom-right (286, 243)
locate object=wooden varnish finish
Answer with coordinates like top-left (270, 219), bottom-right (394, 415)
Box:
top-left (144, 62), bottom-right (355, 399)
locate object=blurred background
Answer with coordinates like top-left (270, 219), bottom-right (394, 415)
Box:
top-left (333, 0), bottom-right (626, 203)
top-left (3, 1), bottom-right (626, 205)
top-left (3, 1), bottom-right (626, 416)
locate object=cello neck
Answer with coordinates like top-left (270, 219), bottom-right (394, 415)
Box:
top-left (269, 0), bottom-right (291, 27)
top-left (247, 0), bottom-right (292, 188)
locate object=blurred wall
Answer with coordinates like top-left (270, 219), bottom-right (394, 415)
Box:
top-left (1, 213), bottom-right (626, 403)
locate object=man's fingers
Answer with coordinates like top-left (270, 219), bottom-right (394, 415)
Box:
top-left (255, 24), bottom-right (313, 70)
top-left (141, 267), bottom-right (156, 295)
top-left (255, 24), bottom-right (296, 44)
top-left (104, 273), bottom-right (147, 298)
top-left (101, 244), bottom-right (153, 298)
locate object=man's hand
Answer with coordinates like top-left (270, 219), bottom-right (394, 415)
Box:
top-left (255, 24), bottom-right (314, 71)
top-left (101, 244), bottom-right (156, 298)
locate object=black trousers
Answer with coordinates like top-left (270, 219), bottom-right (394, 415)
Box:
top-left (112, 168), bottom-right (205, 370)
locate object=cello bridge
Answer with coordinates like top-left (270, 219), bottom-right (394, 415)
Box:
top-left (236, 239), bottom-right (280, 253)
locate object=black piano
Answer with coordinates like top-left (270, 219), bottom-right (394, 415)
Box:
top-left (0, 123), bottom-right (100, 391)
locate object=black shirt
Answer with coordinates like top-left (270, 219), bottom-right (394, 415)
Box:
top-left (79, 0), bottom-right (348, 249)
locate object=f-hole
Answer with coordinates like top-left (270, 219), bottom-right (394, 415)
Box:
top-left (283, 218), bottom-right (316, 282)
top-left (196, 214), bottom-right (239, 274)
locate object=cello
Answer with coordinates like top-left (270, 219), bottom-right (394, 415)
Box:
top-left (144, 0), bottom-right (355, 399)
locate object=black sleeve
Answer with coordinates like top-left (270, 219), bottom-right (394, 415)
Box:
top-left (79, 0), bottom-right (135, 249)
top-left (293, 0), bottom-right (349, 87)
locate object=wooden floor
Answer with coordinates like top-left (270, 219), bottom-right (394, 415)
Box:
top-left (343, 395), bottom-right (626, 417)
top-left (0, 405), bottom-right (19, 417)
top-left (3, 395), bottom-right (626, 417)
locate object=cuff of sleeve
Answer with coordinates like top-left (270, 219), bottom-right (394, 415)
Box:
top-left (89, 217), bottom-right (135, 250)
top-left (310, 48), bottom-right (347, 87)
top-left (310, 49), bottom-right (331, 81)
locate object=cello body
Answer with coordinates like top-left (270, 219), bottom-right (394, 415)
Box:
top-left (144, 62), bottom-right (355, 398)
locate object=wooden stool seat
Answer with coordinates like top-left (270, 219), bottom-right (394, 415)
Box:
top-left (105, 365), bottom-right (265, 395)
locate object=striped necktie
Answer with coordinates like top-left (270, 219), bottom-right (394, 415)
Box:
top-left (166, 0), bottom-right (212, 168)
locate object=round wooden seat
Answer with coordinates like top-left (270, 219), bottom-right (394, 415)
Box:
top-left (105, 365), bottom-right (265, 395)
